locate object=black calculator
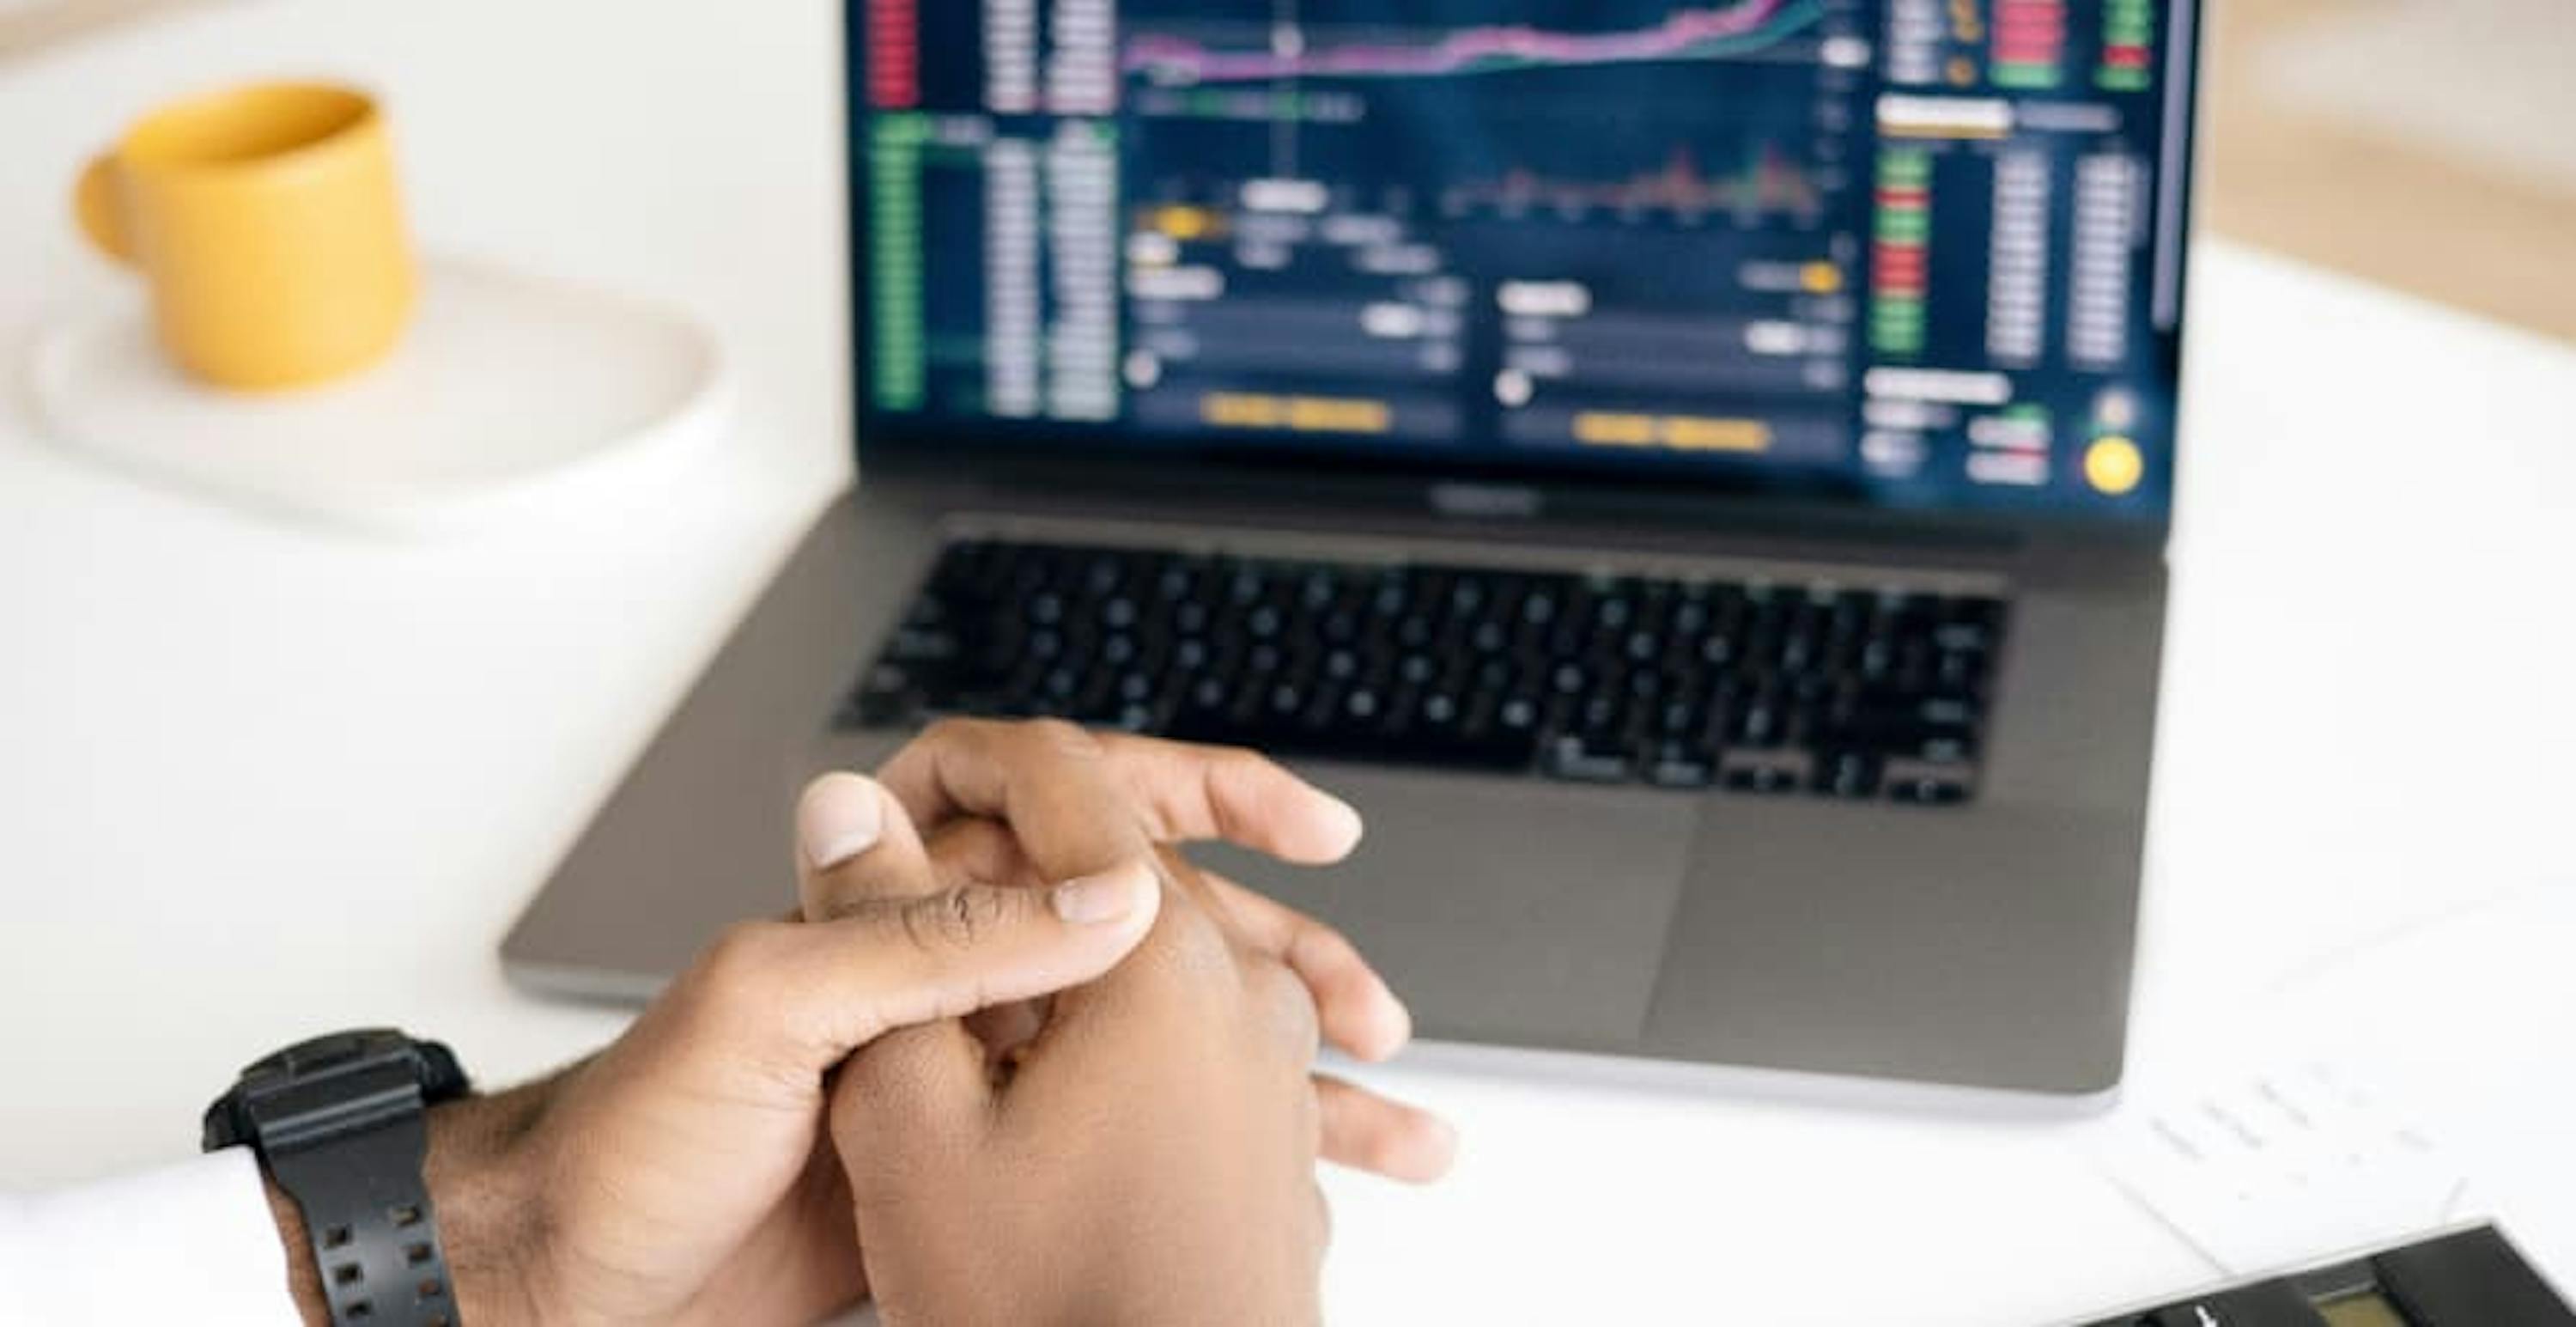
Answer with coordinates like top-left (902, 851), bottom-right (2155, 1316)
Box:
top-left (2069, 1226), bottom-right (2575, 1326)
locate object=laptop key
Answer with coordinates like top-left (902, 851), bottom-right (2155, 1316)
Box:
top-left (844, 665), bottom-right (912, 726)
top-left (1886, 773), bottom-right (1973, 806)
top-left (1813, 750), bottom-right (1882, 799)
top-left (1645, 740), bottom-right (1716, 788)
top-left (1723, 762), bottom-right (1803, 794)
top-left (1542, 734), bottom-right (1632, 782)
top-left (1731, 691), bottom-right (1789, 749)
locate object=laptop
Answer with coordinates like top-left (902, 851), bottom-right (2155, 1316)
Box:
top-left (506, 0), bottom-right (2201, 1096)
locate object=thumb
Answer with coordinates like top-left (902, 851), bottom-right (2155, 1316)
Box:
top-left (669, 858), bottom-right (1161, 1099)
top-left (795, 770), bottom-right (939, 922)
top-left (784, 858), bottom-right (1163, 1059)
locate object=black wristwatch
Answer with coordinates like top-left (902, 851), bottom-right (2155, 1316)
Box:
top-left (204, 1029), bottom-right (471, 1327)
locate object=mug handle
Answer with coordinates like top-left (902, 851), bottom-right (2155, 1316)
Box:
top-left (75, 154), bottom-right (137, 265)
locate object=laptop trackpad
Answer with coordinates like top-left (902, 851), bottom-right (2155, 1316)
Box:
top-left (1641, 798), bottom-right (2140, 1091)
top-left (1194, 767), bottom-right (1698, 1049)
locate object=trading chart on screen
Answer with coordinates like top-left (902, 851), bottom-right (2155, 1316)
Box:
top-left (858, 0), bottom-right (2195, 519)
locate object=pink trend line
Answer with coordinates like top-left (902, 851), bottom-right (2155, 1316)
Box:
top-left (1125, 0), bottom-right (1789, 82)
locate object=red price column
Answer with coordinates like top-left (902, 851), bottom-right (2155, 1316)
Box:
top-left (867, 0), bottom-right (920, 109)
top-left (1991, 0), bottom-right (2067, 88)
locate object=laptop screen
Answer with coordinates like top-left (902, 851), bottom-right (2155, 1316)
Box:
top-left (851, 0), bottom-right (2198, 526)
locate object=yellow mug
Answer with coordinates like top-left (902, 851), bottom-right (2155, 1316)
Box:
top-left (74, 81), bottom-right (416, 391)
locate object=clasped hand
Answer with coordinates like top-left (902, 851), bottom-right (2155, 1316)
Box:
top-left (398, 721), bottom-right (1452, 1327)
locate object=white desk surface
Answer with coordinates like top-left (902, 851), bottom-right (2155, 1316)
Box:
top-left (5, 3), bottom-right (2573, 1322)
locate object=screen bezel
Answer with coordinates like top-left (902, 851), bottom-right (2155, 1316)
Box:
top-left (839, 0), bottom-right (2199, 550)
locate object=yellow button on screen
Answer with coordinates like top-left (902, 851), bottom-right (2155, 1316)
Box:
top-left (2084, 436), bottom-right (2145, 496)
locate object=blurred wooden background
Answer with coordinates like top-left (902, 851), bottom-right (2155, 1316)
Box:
top-left (9, 0), bottom-right (2575, 342)
top-left (0, 0), bottom-right (232, 54)
top-left (2206, 0), bottom-right (2576, 342)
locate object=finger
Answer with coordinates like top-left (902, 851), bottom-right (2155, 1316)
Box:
top-left (875, 718), bottom-right (1159, 887)
top-left (796, 771), bottom-right (941, 921)
top-left (829, 1020), bottom-right (992, 1183)
top-left (687, 861), bottom-right (1161, 1084)
top-left (922, 817), bottom-right (1042, 892)
top-left (1088, 732), bottom-right (1365, 864)
top-left (878, 720), bottom-right (1364, 867)
top-left (1315, 1074), bottom-right (1456, 1185)
top-left (1247, 955), bottom-right (1324, 1066)
top-left (1204, 871), bottom-right (1412, 1062)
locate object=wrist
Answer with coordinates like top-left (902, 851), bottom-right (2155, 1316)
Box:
top-left (422, 1086), bottom-right (552, 1327)
top-left (257, 1166), bottom-right (330, 1327)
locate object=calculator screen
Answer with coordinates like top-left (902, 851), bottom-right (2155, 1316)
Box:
top-left (2318, 1292), bottom-right (2411, 1327)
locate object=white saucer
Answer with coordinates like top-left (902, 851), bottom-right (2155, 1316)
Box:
top-left (27, 259), bottom-right (731, 533)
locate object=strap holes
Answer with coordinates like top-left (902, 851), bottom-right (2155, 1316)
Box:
top-left (321, 1225), bottom-right (354, 1250)
top-left (331, 1263), bottom-right (364, 1287)
top-left (388, 1203), bottom-right (423, 1227)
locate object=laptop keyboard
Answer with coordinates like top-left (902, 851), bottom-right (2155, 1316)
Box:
top-left (837, 538), bottom-right (2008, 806)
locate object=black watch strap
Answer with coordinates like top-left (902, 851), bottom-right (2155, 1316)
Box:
top-left (205, 1031), bottom-right (469, 1327)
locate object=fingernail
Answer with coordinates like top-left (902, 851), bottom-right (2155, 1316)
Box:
top-left (1428, 1117), bottom-right (1461, 1167)
top-left (799, 773), bottom-right (883, 868)
top-left (1052, 866), bottom-right (1152, 925)
top-left (1321, 794), bottom-right (1365, 850)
